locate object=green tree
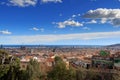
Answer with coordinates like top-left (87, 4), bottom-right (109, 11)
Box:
top-left (76, 68), bottom-right (102, 80)
top-left (54, 56), bottom-right (63, 63)
top-left (76, 69), bottom-right (86, 80)
top-left (47, 56), bottom-right (76, 80)
top-left (0, 50), bottom-right (21, 80)
top-left (18, 70), bottom-right (27, 80)
top-left (66, 67), bottom-right (76, 80)
top-left (26, 59), bottom-right (41, 80)
top-left (99, 50), bottom-right (110, 57)
top-left (0, 50), bottom-right (8, 65)
top-left (85, 69), bottom-right (100, 80)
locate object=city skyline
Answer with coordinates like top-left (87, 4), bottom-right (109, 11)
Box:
top-left (1, 0), bottom-right (120, 45)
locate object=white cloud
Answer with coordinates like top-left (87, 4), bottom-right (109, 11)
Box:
top-left (101, 18), bottom-right (107, 24)
top-left (0, 30), bottom-right (12, 35)
top-left (41, 0), bottom-right (62, 3)
top-left (83, 8), bottom-right (120, 19)
top-left (72, 15), bottom-right (76, 18)
top-left (87, 20), bottom-right (97, 24)
top-left (111, 18), bottom-right (120, 26)
top-left (83, 8), bottom-right (120, 26)
top-left (71, 14), bottom-right (81, 18)
top-left (31, 27), bottom-right (39, 31)
top-left (8, 0), bottom-right (37, 7)
top-left (82, 27), bottom-right (90, 30)
top-left (57, 20), bottom-right (83, 28)
top-left (1, 31), bottom-right (120, 44)
top-left (30, 27), bottom-right (44, 32)
top-left (2, 0), bottom-right (63, 7)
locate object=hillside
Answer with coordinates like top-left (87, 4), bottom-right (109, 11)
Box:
top-left (106, 44), bottom-right (120, 48)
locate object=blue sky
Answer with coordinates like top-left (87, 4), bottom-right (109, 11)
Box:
top-left (0, 0), bottom-right (120, 45)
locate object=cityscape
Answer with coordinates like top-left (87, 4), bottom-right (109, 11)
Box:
top-left (0, 0), bottom-right (120, 80)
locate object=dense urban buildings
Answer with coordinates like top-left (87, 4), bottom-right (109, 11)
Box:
top-left (1, 45), bottom-right (120, 70)
top-left (0, 45), bottom-right (120, 80)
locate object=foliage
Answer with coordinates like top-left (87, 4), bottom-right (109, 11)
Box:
top-left (99, 50), bottom-right (110, 56)
top-left (26, 59), bottom-right (41, 80)
top-left (47, 56), bottom-right (76, 80)
top-left (54, 56), bottom-right (63, 63)
top-left (0, 50), bottom-right (120, 80)
top-left (76, 67), bottom-right (120, 80)
top-left (0, 50), bottom-right (21, 80)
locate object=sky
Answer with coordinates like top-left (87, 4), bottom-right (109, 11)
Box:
top-left (0, 0), bottom-right (120, 45)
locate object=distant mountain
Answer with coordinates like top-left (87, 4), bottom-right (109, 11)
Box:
top-left (106, 44), bottom-right (120, 48)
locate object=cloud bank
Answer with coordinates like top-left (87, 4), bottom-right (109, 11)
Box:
top-left (41, 0), bottom-right (62, 3)
top-left (56, 20), bottom-right (83, 28)
top-left (83, 8), bottom-right (120, 19)
top-left (1, 31), bottom-right (120, 44)
top-left (83, 8), bottom-right (120, 26)
top-left (2, 0), bottom-right (62, 7)
top-left (0, 30), bottom-right (12, 35)
top-left (8, 0), bottom-right (37, 7)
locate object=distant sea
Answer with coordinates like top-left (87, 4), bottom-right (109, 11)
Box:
top-left (1, 45), bottom-right (103, 48)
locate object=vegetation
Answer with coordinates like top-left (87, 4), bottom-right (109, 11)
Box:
top-left (26, 59), bottom-right (42, 80)
top-left (18, 59), bottom-right (43, 80)
top-left (99, 50), bottom-right (110, 56)
top-left (0, 50), bottom-right (120, 80)
top-left (0, 50), bottom-right (20, 80)
top-left (47, 56), bottom-right (76, 80)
